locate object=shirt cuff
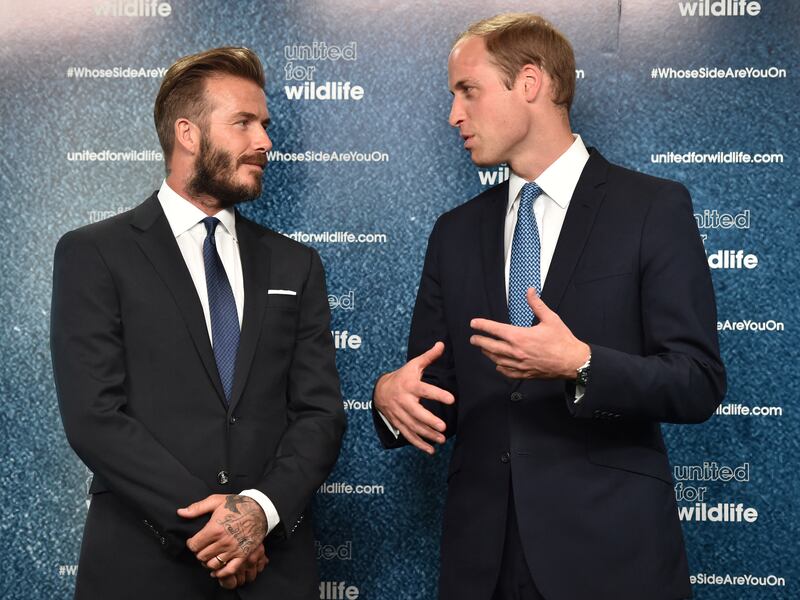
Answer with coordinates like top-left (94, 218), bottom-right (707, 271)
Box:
top-left (240, 489), bottom-right (280, 535)
top-left (574, 383), bottom-right (586, 404)
top-left (377, 409), bottom-right (401, 438)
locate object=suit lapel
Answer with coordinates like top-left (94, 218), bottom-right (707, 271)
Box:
top-left (540, 150), bottom-right (609, 312)
top-left (480, 181), bottom-right (511, 324)
top-left (228, 216), bottom-right (271, 412)
top-left (130, 194), bottom-right (227, 406)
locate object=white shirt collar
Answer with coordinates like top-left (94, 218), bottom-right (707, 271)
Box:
top-left (507, 134), bottom-right (590, 213)
top-left (157, 180), bottom-right (237, 240)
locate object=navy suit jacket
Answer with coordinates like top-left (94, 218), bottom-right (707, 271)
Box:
top-left (374, 150), bottom-right (725, 600)
top-left (51, 193), bottom-right (346, 599)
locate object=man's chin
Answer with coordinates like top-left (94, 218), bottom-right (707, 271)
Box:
top-left (470, 154), bottom-right (501, 168)
top-left (211, 183), bottom-right (262, 209)
top-left (225, 191), bottom-right (260, 208)
top-left (226, 176), bottom-right (263, 205)
top-left (240, 170), bottom-right (264, 190)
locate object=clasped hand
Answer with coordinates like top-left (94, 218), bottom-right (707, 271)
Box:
top-left (178, 494), bottom-right (268, 589)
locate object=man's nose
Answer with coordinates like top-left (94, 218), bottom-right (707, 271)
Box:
top-left (448, 97), bottom-right (464, 128)
top-left (254, 126), bottom-right (272, 153)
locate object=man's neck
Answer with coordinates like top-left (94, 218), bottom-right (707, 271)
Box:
top-left (508, 116), bottom-right (574, 181)
top-left (165, 172), bottom-right (224, 216)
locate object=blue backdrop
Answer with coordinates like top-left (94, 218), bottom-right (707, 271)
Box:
top-left (0, 0), bottom-right (796, 598)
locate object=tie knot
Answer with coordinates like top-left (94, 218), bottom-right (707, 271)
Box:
top-left (202, 216), bottom-right (220, 237)
top-left (519, 182), bottom-right (542, 210)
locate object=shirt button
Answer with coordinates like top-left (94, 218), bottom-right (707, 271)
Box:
top-left (500, 451), bottom-right (510, 464)
top-left (217, 471), bottom-right (229, 485)
top-left (510, 392), bottom-right (523, 402)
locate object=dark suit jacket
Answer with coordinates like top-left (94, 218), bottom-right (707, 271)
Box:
top-left (374, 150), bottom-right (726, 600)
top-left (51, 193), bottom-right (346, 599)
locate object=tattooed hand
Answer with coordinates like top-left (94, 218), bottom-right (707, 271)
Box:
top-left (178, 493), bottom-right (269, 586)
top-left (216, 541), bottom-right (268, 589)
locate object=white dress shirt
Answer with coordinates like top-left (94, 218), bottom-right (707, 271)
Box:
top-left (157, 180), bottom-right (279, 534)
top-left (504, 134), bottom-right (590, 297)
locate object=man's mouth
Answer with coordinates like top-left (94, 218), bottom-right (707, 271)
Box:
top-left (240, 154), bottom-right (267, 169)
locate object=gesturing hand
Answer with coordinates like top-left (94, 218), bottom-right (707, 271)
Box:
top-left (178, 494), bottom-right (268, 584)
top-left (374, 341), bottom-right (455, 455)
top-left (470, 289), bottom-right (589, 379)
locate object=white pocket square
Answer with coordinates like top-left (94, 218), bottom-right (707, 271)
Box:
top-left (268, 289), bottom-right (297, 296)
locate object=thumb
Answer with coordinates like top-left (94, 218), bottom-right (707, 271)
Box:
top-left (526, 288), bottom-right (551, 321)
top-left (413, 341), bottom-right (445, 369)
top-left (177, 494), bottom-right (222, 518)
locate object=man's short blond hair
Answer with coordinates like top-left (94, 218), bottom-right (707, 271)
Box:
top-left (454, 13), bottom-right (576, 111)
top-left (154, 47), bottom-right (265, 161)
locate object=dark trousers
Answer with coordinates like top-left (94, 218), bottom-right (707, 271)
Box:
top-left (491, 489), bottom-right (545, 600)
top-left (489, 491), bottom-right (691, 600)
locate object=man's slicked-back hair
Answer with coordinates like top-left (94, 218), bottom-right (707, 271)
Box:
top-left (154, 47), bottom-right (265, 161)
top-left (453, 13), bottom-right (576, 112)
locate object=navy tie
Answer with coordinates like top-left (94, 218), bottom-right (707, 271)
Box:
top-left (508, 182), bottom-right (543, 327)
top-left (202, 217), bottom-right (240, 403)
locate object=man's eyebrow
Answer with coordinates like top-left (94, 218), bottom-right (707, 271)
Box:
top-left (452, 79), bottom-right (478, 92)
top-left (231, 111), bottom-right (271, 126)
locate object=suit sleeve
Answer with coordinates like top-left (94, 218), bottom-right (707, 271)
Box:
top-left (256, 248), bottom-right (346, 537)
top-left (50, 230), bottom-right (212, 555)
top-left (568, 183), bottom-right (726, 423)
top-left (372, 216), bottom-right (459, 448)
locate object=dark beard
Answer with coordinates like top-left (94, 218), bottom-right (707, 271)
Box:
top-left (187, 135), bottom-right (263, 209)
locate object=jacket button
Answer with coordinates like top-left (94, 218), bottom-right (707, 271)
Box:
top-left (229, 416), bottom-right (238, 425)
top-left (500, 451), bottom-right (510, 464)
top-left (217, 471), bottom-right (229, 485)
top-left (510, 392), bottom-right (523, 402)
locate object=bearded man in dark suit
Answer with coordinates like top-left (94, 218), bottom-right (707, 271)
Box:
top-left (51, 47), bottom-right (346, 599)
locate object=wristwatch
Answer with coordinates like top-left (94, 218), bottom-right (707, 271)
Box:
top-left (576, 354), bottom-right (591, 387)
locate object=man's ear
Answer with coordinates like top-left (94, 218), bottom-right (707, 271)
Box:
top-left (518, 63), bottom-right (544, 103)
top-left (174, 118), bottom-right (201, 155)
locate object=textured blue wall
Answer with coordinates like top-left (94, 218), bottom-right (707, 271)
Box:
top-left (0, 0), bottom-right (796, 598)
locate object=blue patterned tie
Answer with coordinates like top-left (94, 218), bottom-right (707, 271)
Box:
top-left (202, 217), bottom-right (240, 403)
top-left (508, 182), bottom-right (543, 326)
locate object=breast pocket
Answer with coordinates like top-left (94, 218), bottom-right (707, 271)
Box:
top-left (564, 269), bottom-right (638, 343)
top-left (265, 293), bottom-right (299, 311)
top-left (573, 268), bottom-right (633, 287)
top-left (261, 293), bottom-right (300, 348)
